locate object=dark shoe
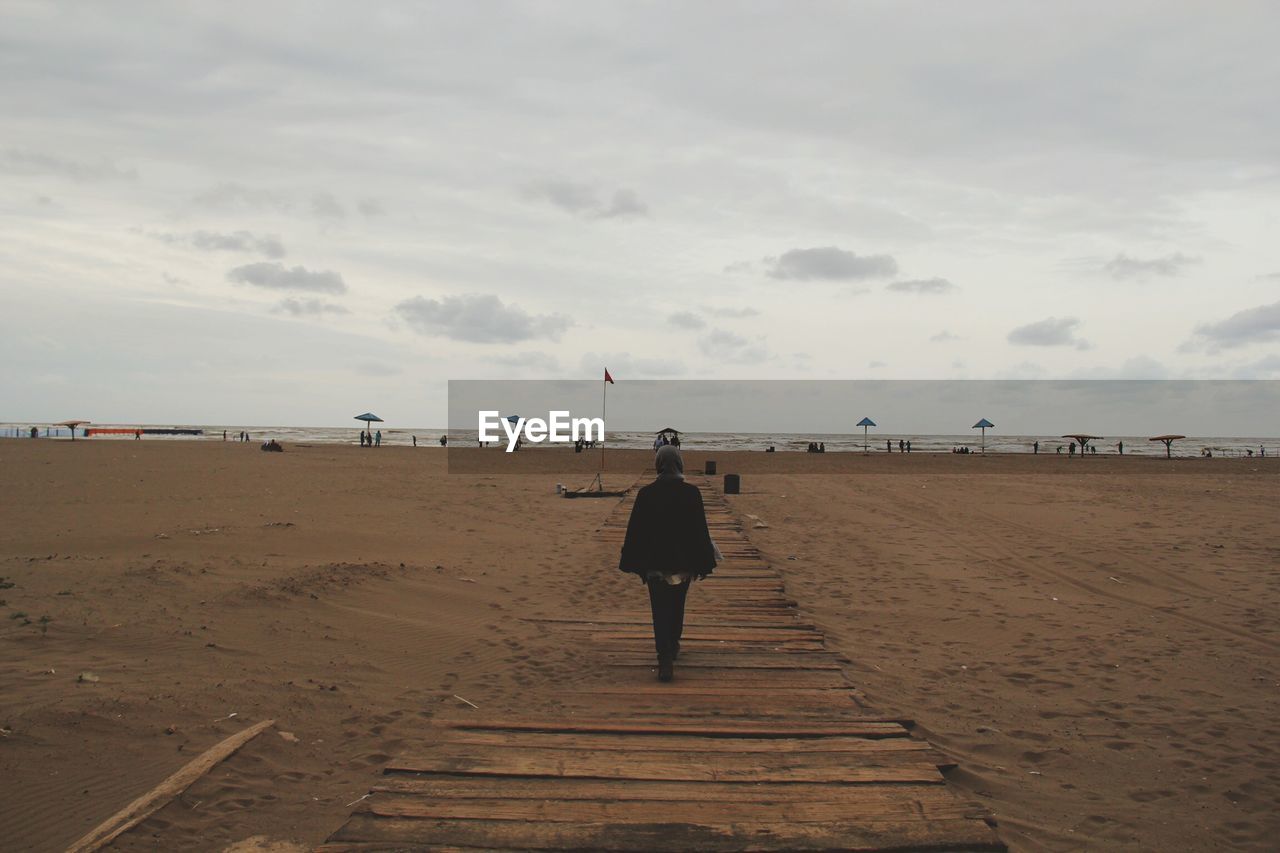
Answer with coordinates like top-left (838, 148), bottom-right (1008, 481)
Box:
top-left (658, 658), bottom-right (674, 682)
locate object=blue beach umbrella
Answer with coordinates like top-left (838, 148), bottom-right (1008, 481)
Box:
top-left (972, 418), bottom-right (994, 454)
top-left (354, 412), bottom-right (383, 441)
top-left (856, 417), bottom-right (876, 454)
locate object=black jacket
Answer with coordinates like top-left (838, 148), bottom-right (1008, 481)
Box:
top-left (619, 479), bottom-right (717, 579)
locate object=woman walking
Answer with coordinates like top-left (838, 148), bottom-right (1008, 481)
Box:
top-left (619, 446), bottom-right (718, 682)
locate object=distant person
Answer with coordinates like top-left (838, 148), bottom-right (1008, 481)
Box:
top-left (359, 431), bottom-right (366, 447)
top-left (30, 426), bottom-right (38, 439)
top-left (906, 440), bottom-right (911, 453)
top-left (899, 439), bottom-right (905, 452)
top-left (887, 439), bottom-right (892, 453)
top-left (375, 430), bottom-right (381, 447)
top-left (1033, 440), bottom-right (1039, 454)
top-left (819, 442), bottom-right (825, 453)
top-left (1056, 446), bottom-right (1062, 454)
top-left (223, 430), bottom-right (227, 441)
top-left (1118, 440), bottom-right (1124, 455)
top-left (439, 435), bottom-right (447, 447)
top-left (765, 445), bottom-right (775, 453)
top-left (412, 435), bottom-right (417, 447)
top-left (135, 429), bottom-right (141, 440)
top-left (1091, 445), bottom-right (1096, 455)
top-left (1069, 442), bottom-right (1076, 456)
top-left (619, 446), bottom-right (718, 683)
top-left (671, 433), bottom-right (681, 448)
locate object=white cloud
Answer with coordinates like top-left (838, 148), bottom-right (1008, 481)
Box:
top-left (394, 294), bottom-right (571, 343)
top-left (227, 262), bottom-right (347, 293)
top-left (887, 277), bottom-right (956, 294)
top-left (765, 247), bottom-right (898, 281)
top-left (1189, 300), bottom-right (1280, 351)
top-left (1103, 253), bottom-right (1200, 279)
top-left (1008, 316), bottom-right (1089, 349)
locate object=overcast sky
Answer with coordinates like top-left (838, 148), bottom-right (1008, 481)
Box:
top-left (2, 1), bottom-right (1278, 427)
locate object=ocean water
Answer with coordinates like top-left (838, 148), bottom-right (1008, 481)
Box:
top-left (2, 423), bottom-right (1275, 458)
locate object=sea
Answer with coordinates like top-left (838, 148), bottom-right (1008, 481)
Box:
top-left (2, 423), bottom-right (1274, 459)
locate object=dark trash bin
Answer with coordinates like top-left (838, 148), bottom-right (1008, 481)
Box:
top-left (723, 473), bottom-right (740, 494)
top-left (705, 460), bottom-right (717, 475)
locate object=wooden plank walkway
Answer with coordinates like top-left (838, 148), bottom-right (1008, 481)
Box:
top-left (320, 474), bottom-right (1003, 851)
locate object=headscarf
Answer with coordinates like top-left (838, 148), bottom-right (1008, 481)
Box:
top-left (654, 445), bottom-right (684, 481)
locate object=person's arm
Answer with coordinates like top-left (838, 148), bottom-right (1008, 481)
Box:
top-left (618, 489), bottom-right (650, 579)
top-left (688, 488), bottom-right (718, 576)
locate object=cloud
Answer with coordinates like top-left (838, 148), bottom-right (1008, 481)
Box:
top-left (1229, 353), bottom-right (1280, 378)
top-left (598, 188), bottom-right (648, 218)
top-left (722, 260), bottom-right (755, 275)
top-left (161, 272), bottom-right (189, 287)
top-left (191, 182), bottom-right (291, 213)
top-left (1008, 316), bottom-right (1089, 348)
top-left (887, 277), bottom-right (956, 294)
top-left (580, 352), bottom-right (685, 377)
top-left (227, 262), bottom-right (347, 294)
top-left (357, 198), bottom-right (385, 216)
top-left (930, 330), bottom-right (960, 342)
top-left (1103, 252), bottom-right (1200, 279)
top-left (3, 148), bottom-right (137, 182)
top-left (154, 230), bottom-right (285, 258)
top-left (1188, 299), bottom-right (1280, 350)
top-left (493, 351), bottom-right (562, 372)
top-left (1256, 272), bottom-right (1280, 282)
top-left (765, 247), bottom-right (898, 281)
top-left (311, 192), bottom-right (345, 219)
top-left (394, 294), bottom-right (571, 343)
top-left (354, 361), bottom-right (401, 377)
top-left (523, 180), bottom-right (649, 219)
top-left (868, 360), bottom-right (886, 368)
top-left (275, 297), bottom-right (349, 317)
top-left (700, 304), bottom-right (759, 318)
top-left (698, 328), bottom-right (769, 364)
top-left (668, 311), bottom-right (705, 330)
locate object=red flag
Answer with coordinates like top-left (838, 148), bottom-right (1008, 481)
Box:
top-left (604, 368), bottom-right (614, 384)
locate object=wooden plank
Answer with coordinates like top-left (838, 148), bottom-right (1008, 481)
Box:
top-left (66, 719), bottom-right (275, 853)
top-left (384, 746), bottom-right (942, 783)
top-left (419, 730), bottom-right (932, 755)
top-left (438, 718), bottom-right (908, 738)
top-left (369, 776), bottom-right (969, 806)
top-left (326, 814), bottom-right (1004, 851)
top-left (360, 793), bottom-right (984, 823)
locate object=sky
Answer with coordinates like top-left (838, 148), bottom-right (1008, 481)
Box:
top-left (2, 1), bottom-right (1279, 428)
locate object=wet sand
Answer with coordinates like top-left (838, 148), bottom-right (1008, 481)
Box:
top-left (0, 441), bottom-right (1276, 851)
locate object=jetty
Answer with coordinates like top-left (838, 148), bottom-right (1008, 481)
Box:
top-left (320, 474), bottom-right (1003, 851)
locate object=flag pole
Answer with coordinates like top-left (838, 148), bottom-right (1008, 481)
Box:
top-left (599, 372), bottom-right (607, 486)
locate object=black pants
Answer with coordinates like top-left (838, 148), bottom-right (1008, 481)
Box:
top-left (646, 577), bottom-right (691, 662)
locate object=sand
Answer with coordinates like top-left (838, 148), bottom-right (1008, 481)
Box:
top-left (1, 441), bottom-right (1276, 851)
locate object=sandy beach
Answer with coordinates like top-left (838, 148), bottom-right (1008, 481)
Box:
top-left (1, 440), bottom-right (1277, 851)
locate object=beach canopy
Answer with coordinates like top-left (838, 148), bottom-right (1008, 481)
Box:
top-left (57, 419), bottom-right (89, 440)
top-left (856, 417), bottom-right (876, 427)
top-left (354, 413), bottom-right (383, 424)
top-left (506, 414), bottom-right (521, 423)
top-left (655, 427), bottom-right (681, 434)
top-left (1062, 433), bottom-right (1101, 455)
top-left (1149, 434), bottom-right (1185, 459)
